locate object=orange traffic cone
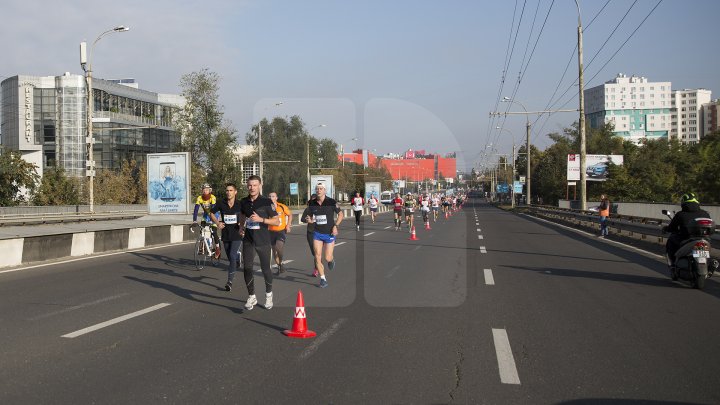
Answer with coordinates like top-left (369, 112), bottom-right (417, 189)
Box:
top-left (283, 290), bottom-right (316, 338)
top-left (445, 211), bottom-right (449, 219)
top-left (409, 226), bottom-right (419, 240)
top-left (425, 221), bottom-right (431, 230)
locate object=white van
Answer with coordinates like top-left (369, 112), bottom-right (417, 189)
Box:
top-left (380, 191), bottom-right (393, 205)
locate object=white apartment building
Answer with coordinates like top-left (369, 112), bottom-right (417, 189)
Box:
top-left (670, 89), bottom-right (712, 144)
top-left (584, 74), bottom-right (672, 144)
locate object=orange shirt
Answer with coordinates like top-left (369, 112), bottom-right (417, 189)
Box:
top-left (269, 202), bottom-right (291, 232)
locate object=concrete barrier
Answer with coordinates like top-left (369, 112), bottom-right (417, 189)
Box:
top-left (0, 239), bottom-right (24, 267)
top-left (22, 234), bottom-right (73, 263)
top-left (71, 232), bottom-right (95, 257)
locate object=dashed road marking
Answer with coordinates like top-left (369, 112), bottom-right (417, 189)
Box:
top-left (29, 293), bottom-right (131, 321)
top-left (386, 265), bottom-right (401, 278)
top-left (335, 241), bottom-right (347, 246)
top-left (62, 303), bottom-right (172, 338)
top-left (478, 235), bottom-right (484, 240)
top-left (479, 246), bottom-right (487, 254)
top-left (484, 269), bottom-right (495, 285)
top-left (299, 318), bottom-right (347, 360)
top-left (492, 328), bottom-right (521, 384)
top-left (384, 226), bottom-right (392, 229)
top-left (364, 232), bottom-right (375, 236)
top-left (476, 228), bottom-right (481, 232)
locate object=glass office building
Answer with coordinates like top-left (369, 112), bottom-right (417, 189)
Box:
top-left (1, 73), bottom-right (183, 178)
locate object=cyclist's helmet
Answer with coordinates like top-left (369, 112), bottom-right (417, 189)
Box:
top-left (201, 183), bottom-right (212, 190)
top-left (681, 192), bottom-right (699, 204)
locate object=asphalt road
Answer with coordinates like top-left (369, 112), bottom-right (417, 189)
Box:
top-left (1, 200), bottom-right (719, 404)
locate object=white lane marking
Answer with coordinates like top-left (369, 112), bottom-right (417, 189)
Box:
top-left (384, 226), bottom-right (392, 229)
top-left (364, 232), bottom-right (375, 236)
top-left (386, 265), bottom-right (401, 278)
top-left (477, 228), bottom-right (482, 232)
top-left (0, 241), bottom-right (194, 274)
top-left (492, 328), bottom-right (521, 385)
top-left (476, 222), bottom-right (479, 226)
top-left (335, 241), bottom-right (347, 246)
top-left (521, 213), bottom-right (664, 259)
top-left (413, 245), bottom-right (421, 251)
top-left (61, 303), bottom-right (172, 338)
top-left (29, 293), bottom-right (131, 321)
top-left (478, 235), bottom-right (484, 240)
top-left (480, 246), bottom-right (487, 254)
top-left (271, 259), bottom-right (294, 269)
top-left (484, 269), bottom-right (495, 285)
top-left (299, 318), bottom-right (347, 360)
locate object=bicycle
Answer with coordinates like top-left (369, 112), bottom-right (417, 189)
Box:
top-left (190, 222), bottom-right (220, 270)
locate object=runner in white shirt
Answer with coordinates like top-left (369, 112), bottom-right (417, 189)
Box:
top-left (419, 194), bottom-right (431, 225)
top-left (351, 191), bottom-right (364, 231)
top-left (431, 194), bottom-right (440, 222)
top-left (367, 192), bottom-right (380, 223)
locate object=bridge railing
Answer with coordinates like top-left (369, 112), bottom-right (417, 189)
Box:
top-left (0, 205), bottom-right (147, 226)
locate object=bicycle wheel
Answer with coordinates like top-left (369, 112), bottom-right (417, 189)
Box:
top-left (194, 238), bottom-right (207, 270)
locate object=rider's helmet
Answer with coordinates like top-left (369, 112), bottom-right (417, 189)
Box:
top-left (201, 183), bottom-right (212, 192)
top-left (681, 192), bottom-right (699, 204)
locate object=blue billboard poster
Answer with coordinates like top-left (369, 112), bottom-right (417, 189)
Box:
top-left (289, 182), bottom-right (299, 195)
top-left (513, 181), bottom-right (523, 193)
top-left (147, 152), bottom-right (191, 214)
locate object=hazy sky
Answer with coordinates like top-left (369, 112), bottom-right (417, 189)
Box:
top-left (2, 0), bottom-right (718, 171)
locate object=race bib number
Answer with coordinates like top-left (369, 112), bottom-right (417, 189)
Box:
top-left (245, 220), bottom-right (260, 230)
top-left (315, 215), bottom-right (328, 225)
top-left (224, 214), bottom-right (237, 225)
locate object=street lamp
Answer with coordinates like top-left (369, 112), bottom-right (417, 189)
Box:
top-left (575, 0), bottom-right (587, 211)
top-left (501, 96), bottom-right (531, 205)
top-left (257, 101), bottom-right (283, 181)
top-left (80, 25), bottom-right (130, 214)
top-left (307, 124), bottom-right (327, 200)
top-left (340, 137), bottom-right (358, 167)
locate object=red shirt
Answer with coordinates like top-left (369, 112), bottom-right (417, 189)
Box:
top-left (392, 198), bottom-right (404, 210)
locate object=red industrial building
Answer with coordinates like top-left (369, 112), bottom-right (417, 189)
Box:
top-left (339, 150), bottom-right (456, 181)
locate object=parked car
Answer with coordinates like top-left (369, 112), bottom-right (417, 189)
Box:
top-left (586, 162), bottom-right (608, 178)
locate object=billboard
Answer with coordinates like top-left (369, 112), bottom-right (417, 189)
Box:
top-left (567, 154), bottom-right (624, 182)
top-left (392, 180), bottom-right (406, 191)
top-left (364, 181), bottom-right (381, 201)
top-left (147, 152), bottom-right (191, 214)
top-left (311, 174), bottom-right (335, 199)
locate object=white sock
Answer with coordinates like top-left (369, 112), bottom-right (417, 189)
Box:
top-left (320, 275), bottom-right (327, 281)
top-left (266, 292), bottom-right (272, 297)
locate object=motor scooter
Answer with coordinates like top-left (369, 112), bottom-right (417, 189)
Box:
top-left (662, 209), bottom-right (718, 289)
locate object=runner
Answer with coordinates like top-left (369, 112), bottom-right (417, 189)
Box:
top-left (237, 175), bottom-right (280, 310)
top-left (209, 183), bottom-right (243, 292)
top-left (268, 192), bottom-right (292, 275)
top-left (300, 194), bottom-right (319, 277)
top-left (419, 193), bottom-right (431, 225)
top-left (368, 192), bottom-right (380, 223)
top-left (404, 193), bottom-right (417, 232)
top-left (442, 195), bottom-right (450, 216)
top-left (431, 193), bottom-right (440, 222)
top-left (392, 192), bottom-right (404, 231)
top-left (305, 183), bottom-right (343, 288)
top-left (351, 191), bottom-right (364, 231)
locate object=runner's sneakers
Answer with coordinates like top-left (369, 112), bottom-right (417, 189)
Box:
top-left (327, 260), bottom-right (335, 271)
top-left (265, 292), bottom-right (273, 310)
top-left (214, 246), bottom-right (221, 259)
top-left (319, 278), bottom-right (328, 288)
top-left (279, 263), bottom-right (286, 274)
top-left (225, 281), bottom-right (232, 291)
top-left (244, 295), bottom-right (257, 310)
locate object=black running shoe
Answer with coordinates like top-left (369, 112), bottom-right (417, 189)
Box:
top-left (225, 281), bottom-right (232, 291)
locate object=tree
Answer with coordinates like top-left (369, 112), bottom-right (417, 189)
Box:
top-left (0, 149), bottom-right (39, 206)
top-left (175, 69), bottom-right (238, 192)
top-left (32, 167), bottom-right (81, 205)
top-left (94, 160), bottom-right (144, 204)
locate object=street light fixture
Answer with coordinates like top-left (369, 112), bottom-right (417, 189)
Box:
top-left (307, 124), bottom-right (327, 200)
top-left (257, 101), bottom-right (283, 181)
top-left (340, 137), bottom-right (358, 167)
top-left (80, 25), bottom-right (130, 214)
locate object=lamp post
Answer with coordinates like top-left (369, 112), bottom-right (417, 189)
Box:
top-left (80, 25), bottom-right (130, 213)
top-left (340, 137), bottom-right (358, 167)
top-left (257, 101), bottom-right (283, 181)
top-left (575, 0), bottom-right (587, 211)
top-left (501, 97), bottom-right (531, 205)
top-left (307, 124), bottom-right (327, 200)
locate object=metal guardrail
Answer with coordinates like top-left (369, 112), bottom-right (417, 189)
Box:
top-left (0, 204), bottom-right (147, 226)
top-left (521, 205), bottom-right (720, 248)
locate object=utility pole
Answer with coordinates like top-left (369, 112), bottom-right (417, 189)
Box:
top-left (525, 118), bottom-right (531, 205)
top-left (576, 0), bottom-right (587, 211)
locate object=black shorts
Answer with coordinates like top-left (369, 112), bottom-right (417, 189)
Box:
top-left (270, 230), bottom-right (286, 245)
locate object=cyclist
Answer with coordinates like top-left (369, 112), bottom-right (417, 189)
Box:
top-left (392, 192), bottom-right (404, 231)
top-left (268, 192), bottom-right (292, 275)
top-left (193, 183), bottom-right (221, 259)
top-left (404, 193), bottom-right (417, 232)
top-left (368, 192), bottom-right (380, 223)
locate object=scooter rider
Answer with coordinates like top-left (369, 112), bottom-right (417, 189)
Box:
top-left (664, 192), bottom-right (713, 264)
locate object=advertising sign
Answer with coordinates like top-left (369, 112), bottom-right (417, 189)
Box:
top-left (392, 180), bottom-right (406, 191)
top-left (147, 152), bottom-right (190, 214)
top-left (513, 181), bottom-right (523, 193)
top-left (496, 183), bottom-right (509, 193)
top-left (311, 175), bottom-right (334, 199)
top-left (567, 154), bottom-right (624, 182)
top-left (364, 181), bottom-right (381, 201)
top-left (289, 182), bottom-right (299, 195)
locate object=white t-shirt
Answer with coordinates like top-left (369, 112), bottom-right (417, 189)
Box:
top-left (352, 197), bottom-right (364, 211)
top-left (369, 198), bottom-right (378, 209)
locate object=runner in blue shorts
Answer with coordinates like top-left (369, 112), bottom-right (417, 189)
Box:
top-left (305, 183), bottom-right (344, 288)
